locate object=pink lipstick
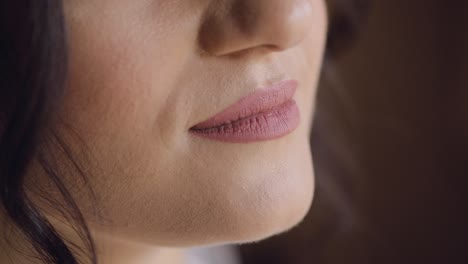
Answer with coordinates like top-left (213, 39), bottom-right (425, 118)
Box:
top-left (189, 80), bottom-right (300, 143)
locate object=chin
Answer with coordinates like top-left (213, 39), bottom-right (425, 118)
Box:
top-left (180, 136), bottom-right (316, 246)
top-left (234, 180), bottom-right (313, 244)
top-left (142, 162), bottom-right (315, 247)
top-left (208, 158), bottom-right (315, 246)
top-left (93, 181), bottom-right (314, 250)
top-left (88, 135), bottom-right (315, 248)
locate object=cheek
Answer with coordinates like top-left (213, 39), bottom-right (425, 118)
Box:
top-left (61, 3), bottom-right (199, 162)
top-left (64, 29), bottom-right (173, 135)
top-left (62, 0), bottom-right (206, 137)
top-left (59, 8), bottom-right (198, 224)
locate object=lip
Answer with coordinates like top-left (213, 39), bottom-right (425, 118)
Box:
top-left (189, 80), bottom-right (300, 143)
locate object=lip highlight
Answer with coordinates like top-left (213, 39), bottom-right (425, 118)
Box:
top-left (189, 80), bottom-right (300, 143)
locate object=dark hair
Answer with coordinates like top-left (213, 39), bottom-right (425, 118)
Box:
top-left (0, 1), bottom-right (96, 263)
top-left (0, 1), bottom-right (367, 264)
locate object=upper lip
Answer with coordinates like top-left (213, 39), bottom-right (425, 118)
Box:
top-left (190, 80), bottom-right (298, 130)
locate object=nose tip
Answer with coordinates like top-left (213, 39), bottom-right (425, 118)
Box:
top-left (199, 0), bottom-right (314, 56)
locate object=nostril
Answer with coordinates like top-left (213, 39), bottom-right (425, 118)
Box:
top-left (198, 0), bottom-right (314, 57)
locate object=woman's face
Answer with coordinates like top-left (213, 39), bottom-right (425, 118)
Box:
top-left (58, 0), bottom-right (327, 246)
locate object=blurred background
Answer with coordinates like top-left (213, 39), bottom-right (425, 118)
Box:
top-left (239, 1), bottom-right (468, 263)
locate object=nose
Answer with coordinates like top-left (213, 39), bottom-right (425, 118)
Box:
top-left (199, 0), bottom-right (314, 56)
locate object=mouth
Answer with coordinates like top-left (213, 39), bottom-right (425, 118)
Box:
top-left (189, 80), bottom-right (300, 143)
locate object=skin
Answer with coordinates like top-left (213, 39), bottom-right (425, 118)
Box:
top-left (1, 0), bottom-right (327, 263)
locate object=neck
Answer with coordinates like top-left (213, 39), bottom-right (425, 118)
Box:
top-left (93, 232), bottom-right (186, 264)
top-left (0, 217), bottom-right (186, 264)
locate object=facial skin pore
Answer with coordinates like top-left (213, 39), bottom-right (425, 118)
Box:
top-left (1, 0), bottom-right (327, 263)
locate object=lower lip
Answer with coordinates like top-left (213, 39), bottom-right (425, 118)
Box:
top-left (189, 99), bottom-right (300, 143)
